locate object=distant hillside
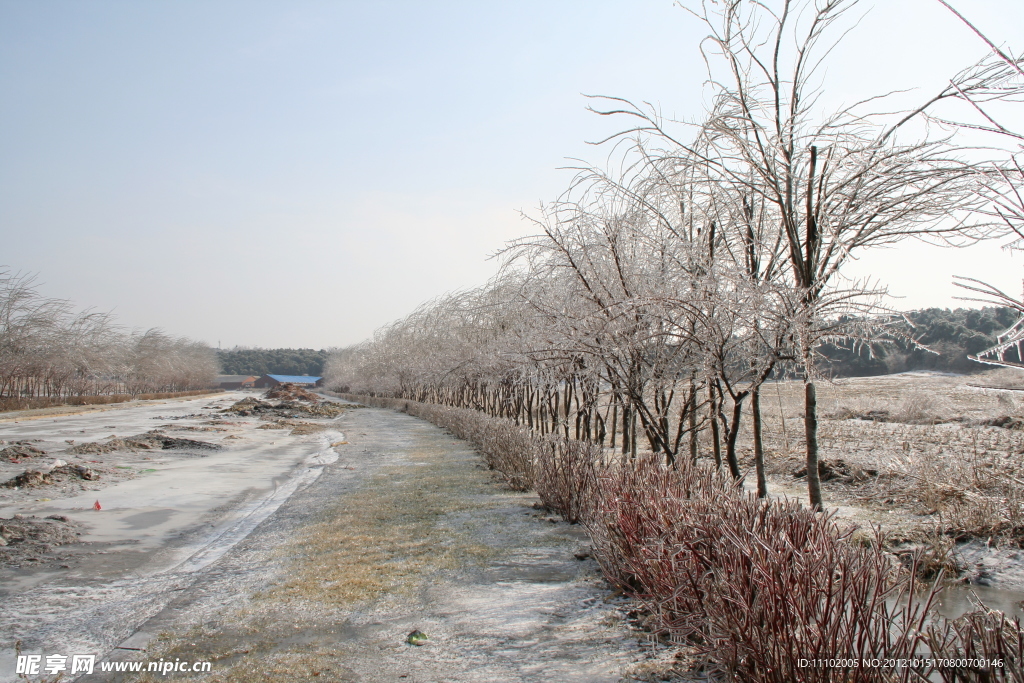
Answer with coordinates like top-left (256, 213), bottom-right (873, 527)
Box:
top-left (216, 348), bottom-right (329, 377)
top-left (822, 306), bottom-right (1020, 377)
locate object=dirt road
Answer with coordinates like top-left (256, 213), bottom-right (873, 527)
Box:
top-left (2, 400), bottom-right (648, 682)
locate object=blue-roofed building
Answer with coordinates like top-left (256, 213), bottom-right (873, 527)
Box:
top-left (254, 374), bottom-right (323, 388)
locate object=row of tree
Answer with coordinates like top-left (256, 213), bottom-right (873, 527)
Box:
top-left (0, 270), bottom-right (217, 398)
top-left (821, 306), bottom-right (1020, 376)
top-left (328, 0), bottom-right (1024, 507)
top-left (216, 348), bottom-right (328, 377)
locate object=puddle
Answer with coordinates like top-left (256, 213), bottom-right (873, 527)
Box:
top-left (934, 584), bottom-right (1024, 620)
top-left (275, 620), bottom-right (385, 649)
top-left (482, 549), bottom-right (581, 583)
top-left (120, 508), bottom-right (176, 530)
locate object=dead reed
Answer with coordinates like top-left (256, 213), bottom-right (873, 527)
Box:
top-left (587, 455), bottom-right (948, 681)
top-left (534, 437), bottom-right (602, 524)
top-left (924, 610), bottom-right (1024, 683)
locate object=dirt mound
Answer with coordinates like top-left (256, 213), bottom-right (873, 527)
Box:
top-left (224, 397), bottom-right (345, 419)
top-left (975, 415), bottom-right (1024, 430)
top-left (1, 515), bottom-right (82, 545)
top-left (65, 431), bottom-right (220, 454)
top-left (2, 464), bottom-right (99, 488)
top-left (51, 464), bottom-right (100, 480)
top-left (64, 441), bottom-right (113, 454)
top-left (120, 430), bottom-right (221, 450)
top-left (288, 422), bottom-right (328, 435)
top-left (257, 420), bottom-right (328, 435)
top-left (223, 397), bottom-right (271, 416)
top-left (1, 470), bottom-right (50, 488)
top-left (793, 458), bottom-right (876, 483)
top-left (288, 401), bottom-right (345, 418)
top-left (830, 407), bottom-right (963, 426)
top-left (0, 514), bottom-right (85, 567)
top-left (0, 442), bottom-right (46, 461)
top-left (263, 383), bottom-right (321, 403)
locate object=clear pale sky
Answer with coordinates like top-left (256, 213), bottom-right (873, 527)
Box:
top-left (2, 0), bottom-right (1022, 349)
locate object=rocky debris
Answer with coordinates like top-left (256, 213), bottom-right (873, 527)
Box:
top-left (263, 383), bottom-right (322, 403)
top-left (0, 514), bottom-right (84, 567)
top-left (257, 420), bottom-right (327, 435)
top-left (299, 401), bottom-right (346, 418)
top-left (64, 441), bottom-right (113, 454)
top-left (52, 464), bottom-right (100, 480)
top-left (65, 430), bottom-right (220, 454)
top-left (2, 464), bottom-right (99, 488)
top-left (793, 458), bottom-right (877, 483)
top-left (2, 470), bottom-right (50, 488)
top-left (0, 442), bottom-right (47, 461)
top-left (224, 397), bottom-right (345, 419)
top-left (288, 422), bottom-right (328, 435)
top-left (223, 397), bottom-right (270, 417)
top-left (122, 430), bottom-right (221, 451)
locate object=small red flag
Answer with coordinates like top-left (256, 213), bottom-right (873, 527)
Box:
top-left (93, 500), bottom-right (102, 511)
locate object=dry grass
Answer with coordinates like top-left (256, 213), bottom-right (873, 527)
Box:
top-left (266, 457), bottom-right (498, 606)
top-left (126, 436), bottom-right (504, 683)
top-left (346, 395), bottom-right (539, 490)
top-left (753, 372), bottom-right (1024, 547)
top-left (349, 394), bottom-right (607, 524)
top-left (0, 389), bottom-right (219, 413)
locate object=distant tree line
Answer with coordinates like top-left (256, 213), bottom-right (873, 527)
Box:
top-left (0, 269), bottom-right (217, 398)
top-left (821, 306), bottom-right (1018, 377)
top-left (216, 348), bottom-right (328, 377)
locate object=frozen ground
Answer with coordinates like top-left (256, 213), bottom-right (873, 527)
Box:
top-left (0, 392), bottom-right (348, 682)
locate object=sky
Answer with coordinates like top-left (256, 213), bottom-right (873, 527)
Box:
top-left (1, 0), bottom-right (1022, 349)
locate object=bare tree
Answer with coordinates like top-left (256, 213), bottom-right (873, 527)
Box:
top-left (588, 0), bottom-right (1007, 507)
top-left (0, 268), bottom-right (216, 402)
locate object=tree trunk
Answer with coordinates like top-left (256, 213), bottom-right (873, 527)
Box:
top-left (805, 380), bottom-right (822, 509)
top-left (621, 402), bottom-right (631, 456)
top-left (752, 387), bottom-right (767, 498)
top-left (609, 401), bottom-right (618, 450)
top-left (725, 398), bottom-right (743, 479)
top-left (709, 387), bottom-right (722, 470)
top-left (630, 410), bottom-right (638, 458)
top-left (688, 377), bottom-right (698, 464)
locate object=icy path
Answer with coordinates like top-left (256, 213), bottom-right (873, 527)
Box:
top-left (88, 407), bottom-right (647, 682)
